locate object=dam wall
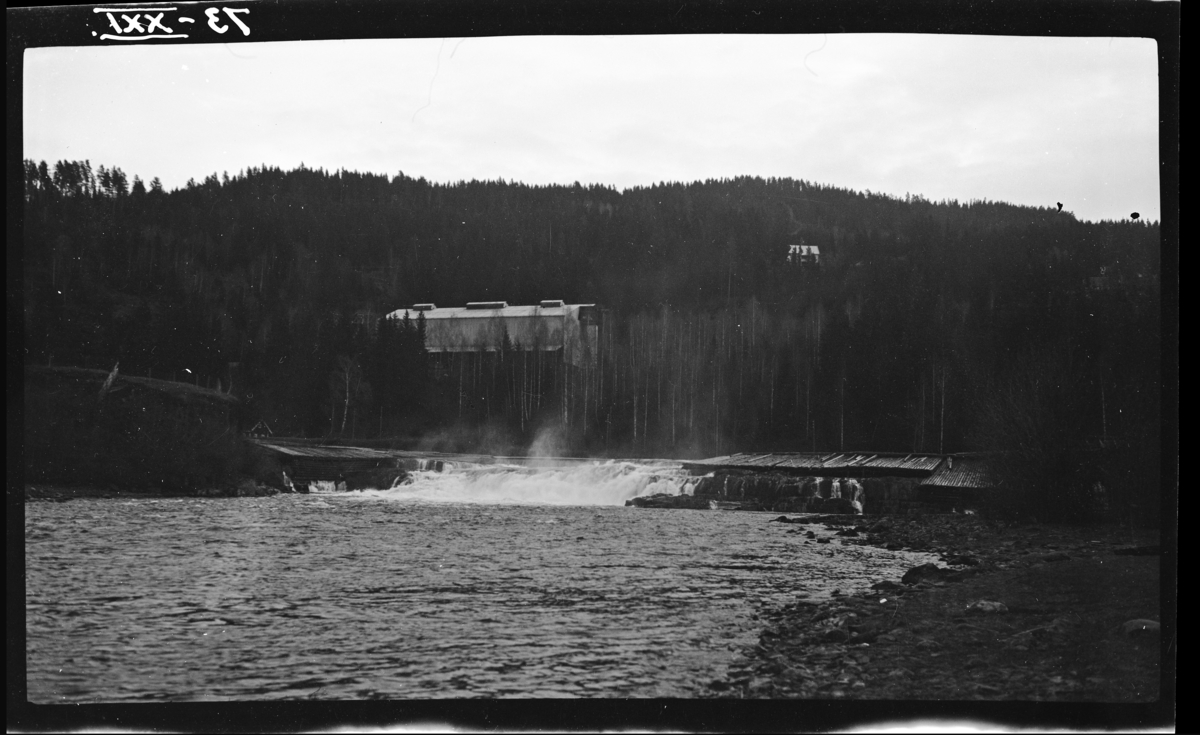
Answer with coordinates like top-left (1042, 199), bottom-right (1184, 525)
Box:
top-left (688, 471), bottom-right (922, 514)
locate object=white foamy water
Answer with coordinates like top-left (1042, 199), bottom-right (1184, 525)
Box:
top-left (335, 461), bottom-right (699, 506)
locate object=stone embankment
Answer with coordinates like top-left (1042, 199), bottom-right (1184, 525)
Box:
top-left (706, 514), bottom-right (1165, 701)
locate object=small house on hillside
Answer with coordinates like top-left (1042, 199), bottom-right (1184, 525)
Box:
top-left (385, 301), bottom-right (598, 366)
top-left (787, 243), bottom-right (820, 265)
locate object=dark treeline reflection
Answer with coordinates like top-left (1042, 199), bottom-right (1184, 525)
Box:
top-left (22, 161), bottom-right (1159, 469)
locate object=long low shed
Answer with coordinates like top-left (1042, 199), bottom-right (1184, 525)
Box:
top-left (682, 451), bottom-right (1004, 514)
top-left (915, 456), bottom-right (1001, 509)
top-left (681, 452), bottom-right (946, 478)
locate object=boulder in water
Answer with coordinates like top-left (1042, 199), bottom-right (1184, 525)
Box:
top-left (901, 563), bottom-right (949, 585)
top-left (965, 599), bottom-right (1009, 614)
top-left (823, 627), bottom-right (849, 643)
top-left (849, 623), bottom-right (886, 644)
top-left (627, 493), bottom-right (709, 510)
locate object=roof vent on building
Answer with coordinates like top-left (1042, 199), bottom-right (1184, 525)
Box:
top-left (411, 303), bottom-right (437, 311)
top-left (465, 301), bottom-right (508, 310)
top-left (539, 300), bottom-right (565, 308)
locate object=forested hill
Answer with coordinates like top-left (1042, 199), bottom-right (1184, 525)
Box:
top-left (22, 161), bottom-right (1160, 475)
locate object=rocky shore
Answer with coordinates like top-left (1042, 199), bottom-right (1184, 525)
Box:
top-left (705, 513), bottom-right (1165, 701)
top-left (24, 480), bottom-right (289, 501)
top-left (23, 466), bottom-right (412, 502)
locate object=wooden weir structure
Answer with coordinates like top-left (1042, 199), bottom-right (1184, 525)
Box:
top-left (679, 452), bottom-right (1002, 513)
top-left (247, 437), bottom-right (596, 484)
top-left (248, 439), bottom-right (999, 511)
top-left (681, 452), bottom-right (948, 478)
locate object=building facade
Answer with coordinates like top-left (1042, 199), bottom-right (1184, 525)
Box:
top-left (385, 300), bottom-right (598, 366)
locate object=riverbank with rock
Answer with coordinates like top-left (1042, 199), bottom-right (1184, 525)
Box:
top-left (22, 466), bottom-right (416, 501)
top-left (24, 480), bottom-right (291, 501)
top-left (705, 513), bottom-right (1168, 702)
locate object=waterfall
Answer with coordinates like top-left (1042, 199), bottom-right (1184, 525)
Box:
top-left (847, 479), bottom-right (865, 514)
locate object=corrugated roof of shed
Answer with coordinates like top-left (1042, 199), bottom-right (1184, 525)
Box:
top-left (684, 453), bottom-right (753, 467)
top-left (771, 454), bottom-right (831, 469)
top-left (920, 457), bottom-right (1000, 489)
top-left (684, 452), bottom-right (945, 473)
top-left (739, 454), bottom-right (787, 468)
top-left (251, 441), bottom-right (397, 460)
top-left (387, 304), bottom-right (595, 320)
top-left (861, 454), bottom-right (945, 472)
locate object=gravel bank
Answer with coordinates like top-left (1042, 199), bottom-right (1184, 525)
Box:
top-left (705, 514), bottom-right (1166, 701)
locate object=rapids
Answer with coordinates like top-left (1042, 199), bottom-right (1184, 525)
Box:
top-left (26, 463), bottom-right (936, 701)
top-left (342, 460), bottom-right (698, 506)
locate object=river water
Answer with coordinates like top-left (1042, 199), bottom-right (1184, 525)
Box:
top-left (25, 462), bottom-right (934, 702)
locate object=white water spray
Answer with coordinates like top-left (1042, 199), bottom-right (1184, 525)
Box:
top-left (847, 479), bottom-right (865, 514)
top-left (328, 461), bottom-right (695, 506)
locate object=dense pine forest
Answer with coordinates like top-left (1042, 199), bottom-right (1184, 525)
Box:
top-left (22, 160), bottom-right (1161, 516)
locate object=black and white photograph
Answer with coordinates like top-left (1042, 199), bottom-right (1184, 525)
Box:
top-left (10, 0), bottom-right (1176, 731)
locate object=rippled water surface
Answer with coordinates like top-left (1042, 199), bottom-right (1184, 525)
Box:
top-left (26, 463), bottom-right (933, 701)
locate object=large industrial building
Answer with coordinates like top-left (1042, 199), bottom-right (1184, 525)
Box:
top-left (385, 300), bottom-right (599, 366)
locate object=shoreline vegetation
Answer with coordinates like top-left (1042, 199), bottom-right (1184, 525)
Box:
top-left (23, 482), bottom-right (285, 501)
top-left (23, 163), bottom-right (1160, 468)
top-left (23, 365), bottom-right (250, 495)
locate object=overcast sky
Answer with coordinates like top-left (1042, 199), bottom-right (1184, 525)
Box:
top-left (24, 34), bottom-right (1159, 222)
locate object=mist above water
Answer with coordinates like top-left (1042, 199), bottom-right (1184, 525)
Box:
top-left (329, 461), bottom-right (698, 506)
